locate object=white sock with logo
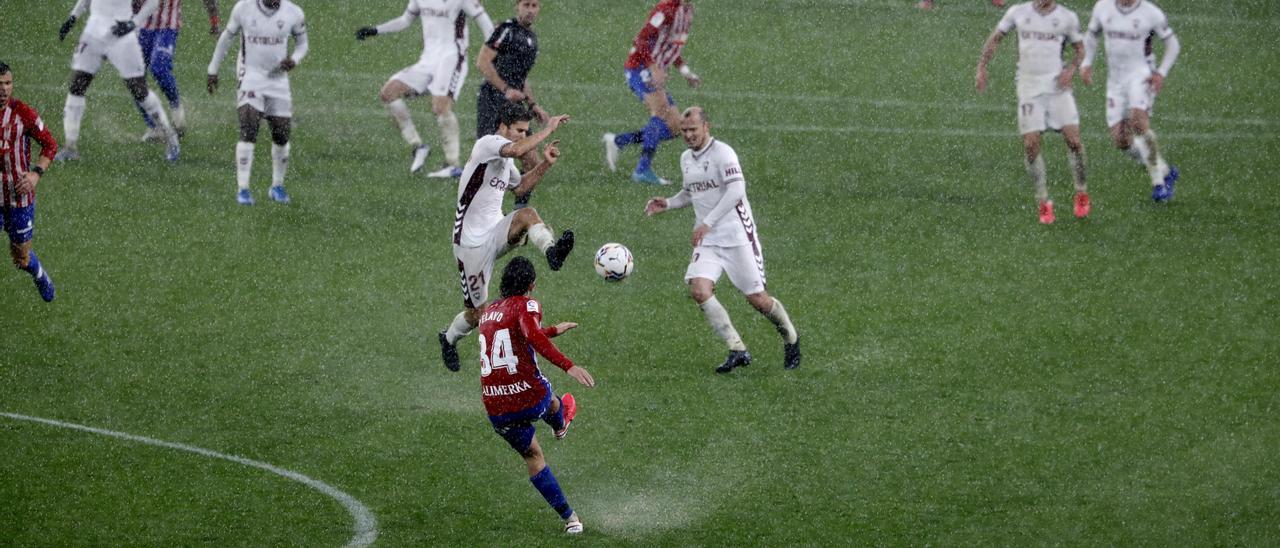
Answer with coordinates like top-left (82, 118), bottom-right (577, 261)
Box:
top-left (699, 296), bottom-right (746, 352)
top-left (271, 143), bottom-right (290, 187)
top-left (445, 311), bottom-right (475, 345)
top-left (527, 223), bottom-right (555, 253)
top-left (63, 94), bottom-right (86, 149)
top-left (386, 99), bottom-right (421, 147)
top-left (236, 141), bottom-right (254, 190)
top-left (1026, 154), bottom-right (1048, 202)
top-left (764, 298), bottom-right (798, 344)
top-left (437, 111), bottom-right (461, 166)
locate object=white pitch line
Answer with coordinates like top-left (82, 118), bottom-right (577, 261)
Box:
top-left (0, 412), bottom-right (379, 548)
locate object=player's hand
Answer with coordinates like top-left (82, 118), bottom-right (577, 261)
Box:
top-left (59, 16), bottom-right (77, 41)
top-left (1057, 67), bottom-right (1075, 90)
top-left (206, 74), bottom-right (219, 95)
top-left (542, 140), bottom-right (560, 164)
top-left (355, 26), bottom-right (377, 40)
top-left (644, 197), bottom-right (668, 216)
top-left (552, 322), bottom-right (578, 335)
top-left (17, 172), bottom-right (40, 196)
top-left (532, 104), bottom-right (550, 124)
top-left (504, 88), bottom-right (527, 102)
top-left (566, 366), bottom-right (595, 388)
top-left (1080, 66), bottom-right (1094, 86)
top-left (279, 58), bottom-right (297, 72)
top-left (685, 72), bottom-right (702, 89)
top-left (111, 20), bottom-right (136, 37)
top-left (544, 114), bottom-right (569, 132)
top-left (691, 223), bottom-right (711, 247)
top-left (1148, 72), bottom-right (1164, 94)
top-left (209, 16), bottom-right (221, 35)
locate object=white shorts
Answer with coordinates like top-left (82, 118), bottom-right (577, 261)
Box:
top-left (684, 243), bottom-right (767, 296)
top-left (1017, 90), bottom-right (1079, 135)
top-left (392, 52), bottom-right (468, 99)
top-left (1106, 76), bottom-right (1156, 128)
top-left (71, 32), bottom-right (146, 79)
top-left (237, 79), bottom-right (293, 118)
top-left (453, 212), bottom-right (518, 308)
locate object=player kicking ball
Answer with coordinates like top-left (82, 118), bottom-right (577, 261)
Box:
top-left (207, 0), bottom-right (309, 206)
top-left (977, 0), bottom-right (1088, 224)
top-left (438, 102), bottom-right (574, 372)
top-left (478, 256), bottom-right (594, 534)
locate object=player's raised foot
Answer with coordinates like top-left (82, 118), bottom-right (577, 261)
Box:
top-left (545, 230), bottom-right (575, 271)
top-left (140, 126), bottom-right (164, 143)
top-left (783, 339), bottom-right (801, 370)
top-left (1151, 183), bottom-right (1171, 203)
top-left (1038, 200), bottom-right (1055, 224)
top-left (53, 147), bottom-right (80, 162)
top-left (237, 188), bottom-right (255, 206)
top-left (602, 133), bottom-right (620, 172)
top-left (554, 393), bottom-right (577, 440)
top-left (630, 168), bottom-right (670, 186)
top-left (714, 350), bottom-right (751, 374)
top-left (439, 330), bottom-right (461, 372)
top-left (1164, 165), bottom-right (1179, 196)
top-left (564, 512), bottom-right (584, 535)
top-left (409, 144), bottom-right (430, 173)
top-left (33, 270), bottom-right (55, 303)
top-left (427, 165), bottom-right (463, 178)
top-left (1073, 192), bottom-right (1091, 218)
top-left (269, 185), bottom-right (291, 204)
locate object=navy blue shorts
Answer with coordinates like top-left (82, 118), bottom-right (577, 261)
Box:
top-left (2, 204), bottom-right (35, 244)
top-left (625, 68), bottom-right (675, 105)
top-left (488, 378), bottom-right (554, 454)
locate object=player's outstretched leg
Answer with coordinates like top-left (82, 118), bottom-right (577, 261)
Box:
top-left (601, 133), bottom-right (621, 172)
top-left (17, 250), bottom-right (55, 303)
top-left (631, 116), bottom-right (673, 185)
top-left (693, 285), bottom-right (750, 373)
top-left (439, 309), bottom-right (476, 372)
top-left (752, 295), bottom-right (801, 370)
top-left (528, 464), bottom-right (580, 534)
top-left (548, 394), bottom-right (576, 440)
top-left (268, 117), bottom-right (292, 204)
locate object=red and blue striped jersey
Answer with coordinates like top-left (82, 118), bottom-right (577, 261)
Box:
top-left (1, 99), bottom-right (58, 208)
top-left (625, 0), bottom-right (694, 71)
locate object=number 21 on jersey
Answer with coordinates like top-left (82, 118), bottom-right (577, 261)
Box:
top-left (479, 328), bottom-right (518, 376)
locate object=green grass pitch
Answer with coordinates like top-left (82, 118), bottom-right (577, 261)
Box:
top-left (2, 0), bottom-right (1278, 545)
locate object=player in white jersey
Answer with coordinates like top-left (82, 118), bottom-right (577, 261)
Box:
top-left (437, 103), bottom-right (574, 373)
top-left (207, 0), bottom-right (309, 206)
top-left (977, 0), bottom-right (1088, 224)
top-left (356, 0), bottom-right (496, 177)
top-left (54, 0), bottom-right (181, 163)
top-left (644, 107), bottom-right (800, 374)
top-left (1081, 0), bottom-right (1181, 202)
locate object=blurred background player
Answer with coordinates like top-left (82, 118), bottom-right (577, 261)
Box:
top-left (602, 0), bottom-right (700, 186)
top-left (55, 0), bottom-right (181, 163)
top-left (356, 0), bottom-right (495, 177)
top-left (478, 256), bottom-right (594, 535)
top-left (438, 103), bottom-right (573, 373)
top-left (136, 0), bottom-right (222, 143)
top-left (644, 107), bottom-right (800, 373)
top-left (1, 62), bottom-right (59, 302)
top-left (976, 0), bottom-right (1088, 224)
top-left (207, 0), bottom-right (308, 206)
top-left (919, 1), bottom-right (1006, 10)
top-left (476, 0), bottom-right (547, 210)
top-left (1081, 0), bottom-right (1180, 202)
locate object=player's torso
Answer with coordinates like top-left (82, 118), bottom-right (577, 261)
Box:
top-left (1095, 0), bottom-right (1162, 77)
top-left (478, 297), bottom-right (548, 414)
top-left (455, 137), bottom-right (516, 246)
top-left (84, 0), bottom-right (139, 39)
top-left (236, 1), bottom-right (302, 76)
top-left (0, 102), bottom-right (28, 177)
top-left (140, 0), bottom-right (183, 30)
top-left (681, 141), bottom-right (754, 247)
top-left (1012, 4), bottom-right (1075, 71)
top-left (413, 0), bottom-right (471, 47)
top-left (494, 21), bottom-right (538, 86)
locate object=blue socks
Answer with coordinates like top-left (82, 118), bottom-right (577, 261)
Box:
top-left (20, 251), bottom-right (41, 277)
top-left (635, 116), bottom-right (673, 174)
top-left (529, 466), bottom-right (573, 519)
top-left (543, 397), bottom-right (566, 431)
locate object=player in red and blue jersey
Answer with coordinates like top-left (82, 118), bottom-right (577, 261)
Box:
top-left (0, 62), bottom-right (58, 302)
top-left (134, 0), bottom-right (221, 141)
top-left (602, 0), bottom-right (700, 185)
top-left (479, 256), bottom-right (595, 534)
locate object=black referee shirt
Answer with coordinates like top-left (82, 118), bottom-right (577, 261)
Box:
top-left (484, 18), bottom-right (539, 91)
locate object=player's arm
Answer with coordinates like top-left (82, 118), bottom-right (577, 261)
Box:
top-left (1080, 10), bottom-right (1103, 85)
top-left (132, 0), bottom-right (160, 27)
top-left (1150, 19), bottom-right (1180, 93)
top-left (466, 0), bottom-right (496, 44)
top-left (692, 180), bottom-right (745, 247)
top-left (500, 114), bottom-right (568, 159)
top-left (207, 7), bottom-right (243, 93)
top-left (280, 16), bottom-right (308, 71)
top-left (518, 309), bottom-right (594, 387)
top-left (1059, 40), bottom-right (1084, 90)
top-left (477, 39), bottom-right (523, 101)
top-left (60, 0), bottom-right (88, 40)
top-left (975, 30), bottom-right (1004, 93)
top-left (510, 139), bottom-right (559, 199)
top-left (204, 0), bottom-right (221, 34)
top-left (644, 188), bottom-right (690, 216)
top-left (673, 57), bottom-right (700, 88)
top-left (17, 107), bottom-right (58, 196)
top-left (358, 1), bottom-right (416, 39)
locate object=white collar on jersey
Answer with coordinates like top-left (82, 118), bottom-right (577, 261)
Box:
top-left (256, 0), bottom-right (281, 16)
top-left (1116, 0), bottom-right (1143, 15)
top-left (692, 138), bottom-right (717, 159)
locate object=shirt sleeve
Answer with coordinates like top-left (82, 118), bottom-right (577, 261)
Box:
top-left (1066, 12), bottom-right (1083, 44)
top-left (517, 300), bottom-right (574, 371)
top-left (1153, 10), bottom-right (1174, 40)
top-left (474, 135), bottom-right (511, 163)
top-left (630, 6), bottom-right (667, 68)
top-left (21, 105), bottom-right (58, 161)
top-left (487, 21), bottom-right (514, 49)
top-left (995, 6), bottom-right (1017, 34)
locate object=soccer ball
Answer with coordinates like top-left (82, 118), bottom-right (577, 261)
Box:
top-left (594, 243), bottom-right (634, 281)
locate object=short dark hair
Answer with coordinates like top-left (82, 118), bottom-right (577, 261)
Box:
top-left (498, 101), bottom-right (534, 128)
top-left (0, 61), bottom-right (10, 76)
top-left (499, 256), bottom-right (537, 298)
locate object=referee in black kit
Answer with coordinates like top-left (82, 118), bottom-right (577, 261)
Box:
top-left (477, 0), bottom-right (546, 207)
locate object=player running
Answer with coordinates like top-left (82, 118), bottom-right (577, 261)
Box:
top-left (135, 0), bottom-right (222, 142)
top-left (207, 0), bottom-right (309, 206)
top-left (478, 256), bottom-right (594, 534)
top-left (55, 0), bottom-right (181, 163)
top-left (602, 0), bottom-right (701, 186)
top-left (977, 0), bottom-right (1089, 224)
top-left (645, 107), bottom-right (801, 373)
top-left (1081, 0), bottom-right (1181, 202)
top-left (355, 0), bottom-right (495, 177)
top-left (438, 102), bottom-right (574, 373)
top-left (1, 62), bottom-right (59, 302)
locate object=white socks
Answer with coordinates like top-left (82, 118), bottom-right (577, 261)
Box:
top-left (699, 296), bottom-right (746, 352)
top-left (444, 311), bottom-right (475, 345)
top-left (139, 92), bottom-right (175, 143)
top-left (1068, 148), bottom-right (1087, 193)
top-left (386, 99), bottom-right (421, 147)
top-left (171, 103), bottom-right (186, 132)
top-left (236, 142), bottom-right (254, 190)
top-left (527, 223), bottom-right (555, 253)
top-left (63, 94), bottom-right (86, 149)
top-left (1140, 130), bottom-right (1169, 186)
top-left (437, 111), bottom-right (460, 166)
top-left (1126, 135), bottom-right (1150, 165)
top-left (1026, 154), bottom-right (1048, 202)
top-left (271, 143), bottom-right (290, 188)
top-left (764, 298), bottom-right (798, 344)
